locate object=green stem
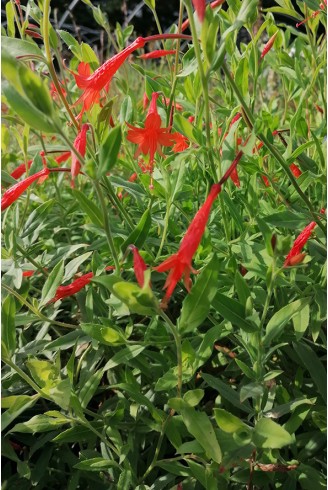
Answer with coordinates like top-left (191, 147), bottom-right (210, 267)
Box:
top-left (141, 412), bottom-right (174, 482)
top-left (43, 0), bottom-right (79, 130)
top-left (159, 310), bottom-right (182, 398)
top-left (221, 62), bottom-right (325, 233)
top-left (102, 177), bottom-right (134, 230)
top-left (94, 181), bottom-right (121, 274)
top-left (3, 357), bottom-right (46, 397)
top-left (11, 0), bottom-right (23, 38)
top-left (184, 0), bottom-right (217, 181)
top-left (165, 0), bottom-right (184, 127)
top-left (156, 203), bottom-right (171, 260)
top-left (16, 243), bottom-right (49, 277)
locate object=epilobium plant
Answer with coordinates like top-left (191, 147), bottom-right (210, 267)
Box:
top-left (1, 0), bottom-right (326, 488)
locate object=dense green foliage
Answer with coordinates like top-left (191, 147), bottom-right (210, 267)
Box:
top-left (1, 0), bottom-right (327, 488)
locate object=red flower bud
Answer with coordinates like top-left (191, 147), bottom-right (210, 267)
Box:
top-left (260, 32), bottom-right (278, 59)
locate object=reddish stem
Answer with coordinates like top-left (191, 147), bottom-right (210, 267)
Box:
top-left (143, 34), bottom-right (192, 43)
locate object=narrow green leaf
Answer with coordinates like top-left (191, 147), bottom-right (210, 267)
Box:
top-left (58, 30), bottom-right (82, 59)
top-left (79, 370), bottom-right (103, 408)
top-left (40, 260), bottom-right (64, 306)
top-left (293, 342), bottom-right (327, 402)
top-left (2, 395), bottom-right (39, 431)
top-left (265, 211), bottom-right (308, 229)
top-left (3, 82), bottom-right (57, 133)
top-left (52, 423), bottom-right (102, 443)
top-left (179, 255), bottom-right (220, 333)
top-left (5, 4), bottom-right (15, 37)
top-left (202, 373), bottom-right (252, 413)
top-left (292, 304), bottom-right (310, 339)
top-left (63, 252), bottom-right (92, 282)
top-left (98, 125), bottom-right (122, 178)
top-left (264, 297), bottom-right (311, 346)
top-left (2, 294), bottom-right (16, 356)
top-left (103, 345), bottom-right (145, 370)
top-left (212, 293), bottom-right (257, 332)
top-left (117, 469), bottom-right (132, 490)
top-left (121, 208), bottom-right (151, 253)
top-left (73, 458), bottom-right (120, 471)
top-left (72, 189), bottom-right (103, 228)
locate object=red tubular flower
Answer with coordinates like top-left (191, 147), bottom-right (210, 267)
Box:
top-left (72, 37), bottom-right (145, 117)
top-left (71, 124), bottom-right (89, 186)
top-left (139, 49), bottom-right (176, 59)
top-left (127, 92), bottom-right (174, 165)
top-left (11, 159), bottom-right (33, 180)
top-left (10, 151), bottom-right (70, 180)
top-left (54, 151), bottom-right (71, 164)
top-left (260, 32), bottom-right (278, 59)
top-left (10, 151), bottom-right (46, 180)
top-left (129, 245), bottom-right (148, 287)
top-left (1, 168), bottom-right (50, 211)
top-left (284, 221), bottom-right (317, 267)
top-left (192, 0), bottom-right (206, 22)
top-left (261, 175), bottom-right (270, 187)
top-left (230, 167), bottom-right (240, 187)
top-left (50, 80), bottom-right (67, 100)
top-left (143, 92), bottom-right (150, 110)
top-left (182, 0), bottom-right (225, 30)
top-left (289, 163), bottom-right (302, 178)
top-left (230, 112), bottom-right (242, 127)
top-left (154, 183), bottom-right (221, 305)
top-left (172, 132), bottom-right (189, 153)
top-left (128, 172), bottom-right (138, 182)
top-left (154, 152), bottom-right (243, 305)
top-left (163, 97), bottom-right (183, 111)
top-left (23, 270), bottom-right (35, 277)
top-left (50, 272), bottom-right (94, 302)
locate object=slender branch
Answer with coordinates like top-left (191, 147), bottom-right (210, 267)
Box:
top-left (184, 0), bottom-right (217, 182)
top-left (159, 310), bottom-right (183, 398)
top-left (221, 62), bottom-right (326, 232)
top-left (94, 181), bottom-right (121, 274)
top-left (141, 412), bottom-right (174, 482)
top-left (1, 283), bottom-right (77, 329)
top-left (43, 0), bottom-right (79, 130)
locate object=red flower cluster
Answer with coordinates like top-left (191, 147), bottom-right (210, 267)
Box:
top-left (127, 92), bottom-right (174, 167)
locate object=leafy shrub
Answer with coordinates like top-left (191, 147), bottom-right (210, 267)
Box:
top-left (1, 0), bottom-right (326, 488)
